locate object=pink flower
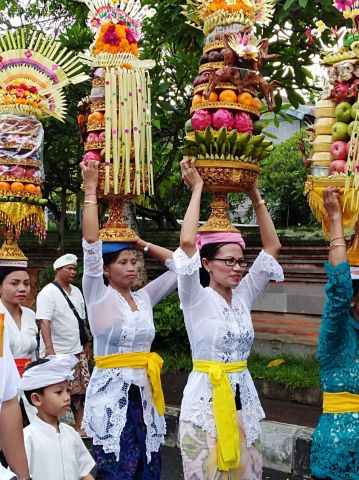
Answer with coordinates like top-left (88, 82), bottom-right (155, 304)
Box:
top-left (334, 0), bottom-right (353, 11)
top-left (212, 109), bottom-right (234, 130)
top-left (233, 112), bottom-right (253, 133)
top-left (191, 110), bottom-right (212, 130)
top-left (305, 28), bottom-right (314, 45)
top-left (126, 28), bottom-right (137, 44)
top-left (90, 16), bottom-right (101, 29)
top-left (25, 50), bottom-right (32, 58)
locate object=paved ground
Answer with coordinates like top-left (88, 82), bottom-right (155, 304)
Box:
top-left (161, 446), bottom-right (307, 480)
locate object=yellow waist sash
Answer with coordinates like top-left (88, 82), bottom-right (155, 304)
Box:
top-left (95, 352), bottom-right (165, 416)
top-left (323, 391), bottom-right (359, 414)
top-left (192, 359), bottom-right (247, 472)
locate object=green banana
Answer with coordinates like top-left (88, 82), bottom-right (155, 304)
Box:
top-left (220, 141), bottom-right (227, 157)
top-left (216, 127), bottom-right (227, 150)
top-left (227, 130), bottom-right (238, 147)
top-left (236, 132), bottom-right (250, 151)
top-left (265, 145), bottom-right (275, 152)
top-left (204, 127), bottom-right (213, 149)
top-left (211, 140), bottom-right (219, 156)
top-left (224, 140), bottom-right (231, 158)
top-left (252, 146), bottom-right (264, 158)
top-left (242, 144), bottom-right (254, 157)
top-left (195, 130), bottom-right (206, 145)
top-left (261, 140), bottom-right (272, 148)
top-left (199, 143), bottom-right (207, 156)
top-left (247, 134), bottom-right (265, 147)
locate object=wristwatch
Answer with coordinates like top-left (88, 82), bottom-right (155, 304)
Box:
top-left (143, 242), bottom-right (150, 253)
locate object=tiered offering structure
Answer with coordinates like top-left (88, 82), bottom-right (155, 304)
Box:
top-left (0, 29), bottom-right (87, 262)
top-left (305, 1), bottom-right (359, 263)
top-left (182, 0), bottom-right (277, 232)
top-left (79, 0), bottom-right (156, 242)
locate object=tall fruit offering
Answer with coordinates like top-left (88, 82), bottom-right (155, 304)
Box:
top-left (182, 0), bottom-right (277, 231)
top-left (79, 0), bottom-right (156, 244)
top-left (0, 29), bottom-right (87, 263)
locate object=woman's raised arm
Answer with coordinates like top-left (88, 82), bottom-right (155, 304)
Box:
top-left (81, 160), bottom-right (100, 244)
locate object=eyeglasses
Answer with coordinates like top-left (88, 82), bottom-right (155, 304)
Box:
top-left (212, 258), bottom-right (248, 268)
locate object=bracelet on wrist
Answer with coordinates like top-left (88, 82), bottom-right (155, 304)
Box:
top-left (253, 199), bottom-right (266, 210)
top-left (329, 235), bottom-right (345, 244)
top-left (329, 243), bottom-right (346, 250)
top-left (84, 200), bottom-right (97, 205)
top-left (143, 242), bottom-right (150, 253)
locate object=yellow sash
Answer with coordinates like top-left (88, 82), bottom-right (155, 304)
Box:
top-left (193, 359), bottom-right (247, 472)
top-left (323, 391), bottom-right (359, 414)
top-left (95, 352), bottom-right (165, 416)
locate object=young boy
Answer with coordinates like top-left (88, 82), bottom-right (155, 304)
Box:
top-left (20, 354), bottom-right (95, 480)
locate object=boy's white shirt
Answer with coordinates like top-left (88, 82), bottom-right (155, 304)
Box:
top-left (24, 415), bottom-right (95, 480)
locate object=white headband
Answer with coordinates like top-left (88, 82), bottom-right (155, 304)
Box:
top-left (53, 254), bottom-right (78, 271)
top-left (20, 354), bottom-right (78, 391)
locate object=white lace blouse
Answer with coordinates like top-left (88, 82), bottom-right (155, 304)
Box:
top-left (82, 239), bottom-right (177, 461)
top-left (173, 247), bottom-right (284, 447)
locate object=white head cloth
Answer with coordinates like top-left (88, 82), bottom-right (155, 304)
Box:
top-left (53, 254), bottom-right (78, 271)
top-left (20, 354), bottom-right (79, 391)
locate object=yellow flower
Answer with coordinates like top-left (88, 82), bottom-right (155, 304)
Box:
top-left (344, 8), bottom-right (359, 20)
top-left (315, 20), bottom-right (328, 33)
top-left (267, 358), bottom-right (285, 368)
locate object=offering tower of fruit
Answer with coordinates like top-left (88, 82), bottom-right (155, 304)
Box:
top-left (182, 0), bottom-right (277, 231)
top-left (0, 29), bottom-right (87, 262)
top-left (79, 0), bottom-right (156, 242)
top-left (305, 0), bottom-right (359, 263)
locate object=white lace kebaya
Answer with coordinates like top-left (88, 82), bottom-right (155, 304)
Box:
top-left (82, 239), bottom-right (177, 462)
top-left (173, 248), bottom-right (284, 447)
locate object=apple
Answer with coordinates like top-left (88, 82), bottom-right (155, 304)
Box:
top-left (351, 101), bottom-right (359, 120)
top-left (348, 121), bottom-right (356, 137)
top-left (335, 101), bottom-right (353, 123)
top-left (332, 122), bottom-right (349, 141)
top-left (330, 140), bottom-right (349, 160)
top-left (329, 159), bottom-right (347, 175)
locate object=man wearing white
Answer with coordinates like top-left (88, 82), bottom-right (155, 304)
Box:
top-left (0, 324), bottom-right (31, 480)
top-left (36, 254), bottom-right (90, 434)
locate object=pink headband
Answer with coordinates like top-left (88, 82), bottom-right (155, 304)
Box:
top-left (196, 232), bottom-right (246, 251)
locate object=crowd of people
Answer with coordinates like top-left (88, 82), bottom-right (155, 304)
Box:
top-left (0, 160), bottom-right (357, 480)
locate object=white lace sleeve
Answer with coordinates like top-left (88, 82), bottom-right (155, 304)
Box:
top-left (173, 247), bottom-right (201, 275)
top-left (237, 250), bottom-right (283, 309)
top-left (141, 270), bottom-right (178, 307)
top-left (165, 258), bottom-right (177, 273)
top-left (82, 239), bottom-right (107, 306)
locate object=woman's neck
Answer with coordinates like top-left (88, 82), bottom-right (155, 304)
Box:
top-left (1, 298), bottom-right (22, 323)
top-left (209, 281), bottom-right (232, 306)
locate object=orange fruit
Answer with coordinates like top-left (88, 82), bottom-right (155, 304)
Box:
top-left (203, 91), bottom-right (219, 103)
top-left (219, 89), bottom-right (238, 103)
top-left (192, 94), bottom-right (203, 106)
top-left (251, 97), bottom-right (262, 110)
top-left (0, 181), bottom-right (10, 191)
top-left (92, 111), bottom-right (104, 121)
top-left (10, 182), bottom-right (25, 192)
top-left (35, 186), bottom-right (41, 194)
top-left (237, 92), bottom-right (254, 106)
top-left (24, 183), bottom-right (36, 193)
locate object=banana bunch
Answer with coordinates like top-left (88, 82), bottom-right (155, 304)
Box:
top-left (182, 127), bottom-right (274, 163)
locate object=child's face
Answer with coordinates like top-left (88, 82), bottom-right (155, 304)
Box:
top-left (35, 380), bottom-right (71, 417)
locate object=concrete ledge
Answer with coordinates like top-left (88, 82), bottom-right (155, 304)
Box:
top-left (164, 407), bottom-right (314, 478)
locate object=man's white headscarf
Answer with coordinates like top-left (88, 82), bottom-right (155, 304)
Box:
top-left (20, 354), bottom-right (78, 391)
top-left (53, 254), bottom-right (78, 271)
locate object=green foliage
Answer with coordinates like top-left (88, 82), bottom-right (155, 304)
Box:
top-left (259, 130), bottom-right (314, 227)
top-left (152, 293), bottom-right (189, 353)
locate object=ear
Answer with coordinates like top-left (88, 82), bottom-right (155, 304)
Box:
top-left (30, 392), bottom-right (42, 407)
top-left (202, 258), bottom-right (211, 272)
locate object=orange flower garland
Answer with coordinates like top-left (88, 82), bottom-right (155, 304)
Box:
top-left (204, 0), bottom-right (251, 17)
top-left (94, 23), bottom-right (139, 56)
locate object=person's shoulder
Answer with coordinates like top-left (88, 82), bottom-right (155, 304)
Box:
top-left (22, 305), bottom-right (36, 316)
top-left (38, 283), bottom-right (57, 296)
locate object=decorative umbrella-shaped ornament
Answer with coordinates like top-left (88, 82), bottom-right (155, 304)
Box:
top-left (79, 0), bottom-right (156, 243)
top-left (181, 0), bottom-right (277, 232)
top-left (0, 29), bottom-right (88, 262)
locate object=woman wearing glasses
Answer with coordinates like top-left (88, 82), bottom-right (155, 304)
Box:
top-left (174, 159), bottom-right (283, 479)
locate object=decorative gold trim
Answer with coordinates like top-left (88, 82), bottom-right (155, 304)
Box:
top-left (0, 235), bottom-right (28, 266)
top-left (199, 61), bottom-right (224, 73)
top-left (84, 140), bottom-right (105, 151)
top-left (92, 78), bottom-right (105, 87)
top-left (191, 101), bottom-right (260, 117)
top-left (0, 158), bottom-right (40, 167)
top-left (198, 193), bottom-right (240, 233)
top-left (194, 83), bottom-right (258, 96)
top-left (203, 41), bottom-right (225, 54)
top-left (0, 142), bottom-right (37, 151)
top-left (91, 101), bottom-right (106, 113)
top-left (0, 176), bottom-right (42, 185)
top-left (99, 196), bottom-right (137, 243)
top-left (87, 120), bottom-right (105, 132)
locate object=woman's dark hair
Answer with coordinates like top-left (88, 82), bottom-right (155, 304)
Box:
top-left (23, 358), bottom-right (50, 406)
top-left (353, 279), bottom-right (359, 298)
top-left (199, 242), bottom-right (235, 287)
top-left (0, 266), bottom-right (27, 285)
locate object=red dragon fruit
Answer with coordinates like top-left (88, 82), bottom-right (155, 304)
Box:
top-left (212, 109), bottom-right (234, 130)
top-left (332, 82), bottom-right (350, 102)
top-left (233, 112), bottom-right (253, 133)
top-left (191, 109), bottom-right (212, 130)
